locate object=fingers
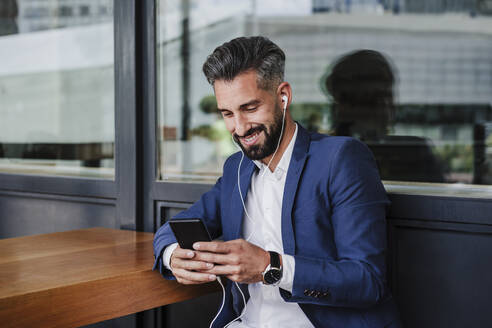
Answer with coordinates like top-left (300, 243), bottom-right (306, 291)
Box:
top-left (174, 277), bottom-right (200, 285)
top-left (172, 247), bottom-right (196, 259)
top-left (202, 264), bottom-right (238, 276)
top-left (172, 257), bottom-right (214, 271)
top-left (202, 266), bottom-right (259, 284)
top-left (192, 240), bottom-right (245, 265)
top-left (174, 268), bottom-right (217, 285)
top-left (170, 247), bottom-right (194, 272)
top-left (193, 241), bottom-right (231, 253)
top-left (171, 246), bottom-right (214, 271)
top-left (171, 246), bottom-right (217, 285)
top-left (192, 251), bottom-right (236, 265)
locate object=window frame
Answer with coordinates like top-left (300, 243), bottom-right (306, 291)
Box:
top-left (144, 0), bottom-right (492, 235)
top-left (0, 0), bottom-right (138, 221)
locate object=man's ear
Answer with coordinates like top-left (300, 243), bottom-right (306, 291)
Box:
top-left (276, 82), bottom-right (292, 108)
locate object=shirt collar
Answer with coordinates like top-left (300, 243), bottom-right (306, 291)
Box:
top-left (253, 123), bottom-right (298, 177)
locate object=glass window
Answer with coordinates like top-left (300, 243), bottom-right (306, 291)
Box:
top-left (0, 0), bottom-right (114, 179)
top-left (156, 0), bottom-right (492, 188)
top-left (80, 6), bottom-right (90, 17)
top-left (58, 6), bottom-right (73, 17)
top-left (156, 0), bottom-right (252, 182)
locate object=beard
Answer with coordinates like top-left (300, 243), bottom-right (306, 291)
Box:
top-left (233, 103), bottom-right (284, 161)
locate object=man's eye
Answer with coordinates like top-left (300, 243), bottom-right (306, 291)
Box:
top-left (222, 112), bottom-right (232, 117)
top-left (246, 107), bottom-right (257, 112)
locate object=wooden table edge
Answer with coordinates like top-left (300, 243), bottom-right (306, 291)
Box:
top-left (0, 268), bottom-right (220, 328)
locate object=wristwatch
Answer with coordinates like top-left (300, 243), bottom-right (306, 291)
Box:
top-left (262, 251), bottom-right (283, 285)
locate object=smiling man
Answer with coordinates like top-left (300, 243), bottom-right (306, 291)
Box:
top-left (153, 36), bottom-right (401, 328)
top-left (216, 69), bottom-right (294, 165)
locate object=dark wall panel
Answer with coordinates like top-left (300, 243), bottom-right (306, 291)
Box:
top-left (164, 292), bottom-right (223, 328)
top-left (388, 194), bottom-right (492, 328)
top-left (392, 224), bottom-right (492, 328)
top-left (0, 192), bottom-right (116, 239)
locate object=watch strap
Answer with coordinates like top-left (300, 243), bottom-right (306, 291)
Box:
top-left (268, 251), bottom-right (281, 269)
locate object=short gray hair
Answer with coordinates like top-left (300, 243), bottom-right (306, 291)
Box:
top-left (202, 36), bottom-right (285, 91)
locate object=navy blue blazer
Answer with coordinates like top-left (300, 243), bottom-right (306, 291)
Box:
top-left (153, 124), bottom-right (401, 328)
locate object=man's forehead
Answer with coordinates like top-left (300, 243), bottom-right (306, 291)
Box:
top-left (214, 73), bottom-right (264, 107)
top-left (213, 71), bottom-right (259, 92)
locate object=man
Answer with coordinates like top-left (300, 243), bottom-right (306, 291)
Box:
top-left (153, 36), bottom-right (401, 327)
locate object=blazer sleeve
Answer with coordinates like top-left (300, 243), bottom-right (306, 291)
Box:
top-left (152, 176), bottom-right (224, 279)
top-left (281, 138), bottom-right (391, 308)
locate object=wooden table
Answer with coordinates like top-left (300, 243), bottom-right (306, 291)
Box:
top-left (0, 228), bottom-right (218, 328)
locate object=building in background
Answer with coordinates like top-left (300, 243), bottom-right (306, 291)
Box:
top-left (17, 0), bottom-right (112, 32)
top-left (0, 0), bottom-right (114, 178)
top-left (156, 0), bottom-right (492, 183)
top-left (2, 0), bottom-right (492, 183)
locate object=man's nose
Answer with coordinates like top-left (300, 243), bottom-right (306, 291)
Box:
top-left (234, 114), bottom-right (250, 137)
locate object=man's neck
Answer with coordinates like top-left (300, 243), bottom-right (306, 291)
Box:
top-left (261, 119), bottom-right (296, 172)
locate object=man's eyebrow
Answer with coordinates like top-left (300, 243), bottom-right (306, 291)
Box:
top-left (217, 99), bottom-right (261, 112)
top-left (239, 99), bottom-right (261, 109)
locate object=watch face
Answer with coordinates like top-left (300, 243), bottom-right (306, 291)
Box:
top-left (264, 268), bottom-right (282, 285)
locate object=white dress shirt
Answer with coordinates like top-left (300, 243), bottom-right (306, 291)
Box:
top-left (232, 124), bottom-right (312, 328)
top-left (163, 124), bottom-right (313, 327)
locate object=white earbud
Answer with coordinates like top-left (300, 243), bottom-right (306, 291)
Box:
top-left (282, 95), bottom-right (288, 110)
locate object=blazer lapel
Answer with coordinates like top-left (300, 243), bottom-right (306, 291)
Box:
top-left (282, 125), bottom-right (310, 255)
top-left (230, 157), bottom-right (255, 239)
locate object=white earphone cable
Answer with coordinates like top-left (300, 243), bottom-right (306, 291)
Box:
top-left (212, 96), bottom-right (288, 328)
top-left (233, 97), bottom-right (288, 242)
top-left (261, 98), bottom-right (287, 179)
top-left (223, 281), bottom-right (248, 328)
top-left (209, 277), bottom-right (226, 328)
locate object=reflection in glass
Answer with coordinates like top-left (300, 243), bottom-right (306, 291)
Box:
top-left (157, 0), bottom-right (251, 182)
top-left (0, 0), bottom-right (18, 36)
top-left (323, 49), bottom-right (445, 183)
top-left (157, 0), bottom-right (492, 186)
top-left (0, 0), bottom-right (114, 178)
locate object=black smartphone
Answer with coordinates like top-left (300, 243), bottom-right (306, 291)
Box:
top-left (169, 218), bottom-right (212, 250)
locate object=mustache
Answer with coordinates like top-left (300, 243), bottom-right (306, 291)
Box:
top-left (233, 125), bottom-right (266, 140)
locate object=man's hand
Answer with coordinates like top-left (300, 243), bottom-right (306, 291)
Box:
top-left (192, 239), bottom-right (270, 284)
top-left (169, 246), bottom-right (217, 285)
